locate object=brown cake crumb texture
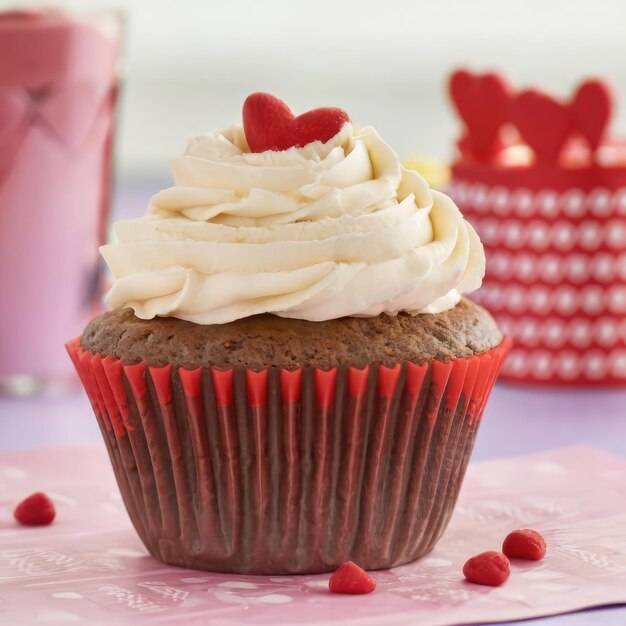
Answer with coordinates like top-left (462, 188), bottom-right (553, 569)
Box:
top-left (81, 298), bottom-right (502, 370)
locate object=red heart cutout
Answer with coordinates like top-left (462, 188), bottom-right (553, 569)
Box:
top-left (510, 90), bottom-right (571, 163)
top-left (0, 88), bottom-right (30, 181)
top-left (449, 69), bottom-right (510, 159)
top-left (572, 80), bottom-right (612, 152)
top-left (242, 93), bottom-right (350, 153)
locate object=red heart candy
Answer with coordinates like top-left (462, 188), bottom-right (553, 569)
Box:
top-left (510, 90), bottom-right (571, 163)
top-left (572, 80), bottom-right (612, 152)
top-left (463, 551), bottom-right (510, 587)
top-left (503, 528), bottom-right (547, 560)
top-left (449, 69), bottom-right (510, 159)
top-left (328, 561), bottom-right (376, 595)
top-left (242, 93), bottom-right (350, 153)
top-left (14, 492), bottom-right (56, 526)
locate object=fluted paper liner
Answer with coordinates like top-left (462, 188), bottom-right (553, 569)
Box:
top-left (66, 337), bottom-right (510, 574)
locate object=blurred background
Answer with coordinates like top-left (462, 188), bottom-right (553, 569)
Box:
top-left (6, 0), bottom-right (621, 184)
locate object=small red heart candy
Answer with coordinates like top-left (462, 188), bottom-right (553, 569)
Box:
top-left (503, 528), bottom-right (547, 560)
top-left (510, 90), bottom-right (571, 163)
top-left (328, 561), bottom-right (376, 594)
top-left (242, 93), bottom-right (350, 153)
top-left (14, 492), bottom-right (56, 526)
top-left (572, 80), bottom-right (612, 152)
top-left (449, 69), bottom-right (510, 159)
top-left (463, 551), bottom-right (510, 587)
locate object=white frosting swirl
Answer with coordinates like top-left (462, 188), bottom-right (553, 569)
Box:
top-left (102, 124), bottom-right (485, 324)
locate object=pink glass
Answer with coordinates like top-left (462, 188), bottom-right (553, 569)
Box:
top-left (0, 9), bottom-right (121, 393)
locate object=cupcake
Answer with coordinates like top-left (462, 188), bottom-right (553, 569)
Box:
top-left (67, 93), bottom-right (508, 575)
top-left (447, 69), bottom-right (626, 385)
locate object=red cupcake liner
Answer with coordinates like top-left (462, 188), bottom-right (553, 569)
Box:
top-left (66, 337), bottom-right (510, 574)
top-left (450, 168), bottom-right (626, 386)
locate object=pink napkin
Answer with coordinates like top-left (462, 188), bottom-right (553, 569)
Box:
top-left (0, 445), bottom-right (625, 625)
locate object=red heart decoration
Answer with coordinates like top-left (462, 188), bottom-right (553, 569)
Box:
top-left (329, 561), bottom-right (376, 594)
top-left (572, 79), bottom-right (612, 152)
top-left (242, 93), bottom-right (350, 153)
top-left (14, 492), bottom-right (56, 526)
top-left (449, 69), bottom-right (510, 159)
top-left (509, 90), bottom-right (571, 163)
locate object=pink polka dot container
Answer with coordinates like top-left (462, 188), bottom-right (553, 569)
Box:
top-left (448, 69), bottom-right (626, 385)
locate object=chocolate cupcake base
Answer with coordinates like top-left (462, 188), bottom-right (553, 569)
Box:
top-left (67, 337), bottom-right (509, 574)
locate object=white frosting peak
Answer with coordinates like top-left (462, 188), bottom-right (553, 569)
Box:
top-left (102, 123), bottom-right (485, 324)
